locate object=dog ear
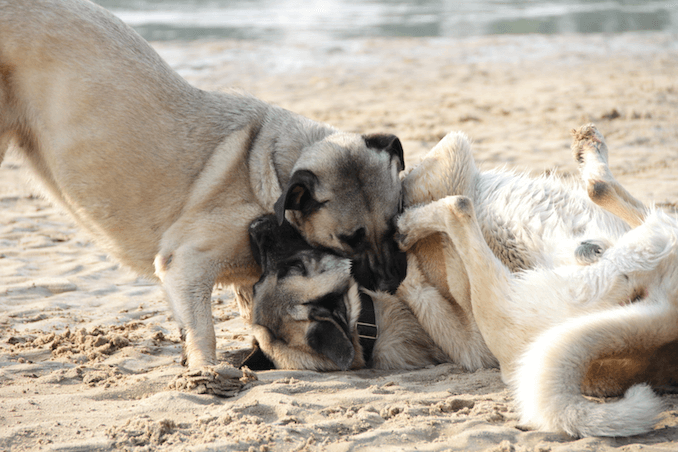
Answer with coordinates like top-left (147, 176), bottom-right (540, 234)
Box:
top-left (306, 320), bottom-right (355, 371)
top-left (363, 133), bottom-right (405, 172)
top-left (248, 215), bottom-right (277, 268)
top-left (239, 342), bottom-right (277, 371)
top-left (274, 169), bottom-right (321, 225)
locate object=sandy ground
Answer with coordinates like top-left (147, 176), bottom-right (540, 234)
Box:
top-left (2, 32), bottom-right (678, 451)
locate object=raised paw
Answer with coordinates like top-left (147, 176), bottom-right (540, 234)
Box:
top-left (444, 195), bottom-right (475, 219)
top-left (394, 230), bottom-right (412, 251)
top-left (168, 364), bottom-right (257, 397)
top-left (395, 204), bottom-right (435, 251)
top-left (575, 239), bottom-right (611, 265)
top-left (571, 124), bottom-right (612, 181)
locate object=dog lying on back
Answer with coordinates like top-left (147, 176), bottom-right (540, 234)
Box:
top-left (245, 124), bottom-right (678, 437)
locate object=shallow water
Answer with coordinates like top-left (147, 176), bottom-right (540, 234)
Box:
top-left (93, 0), bottom-right (677, 42)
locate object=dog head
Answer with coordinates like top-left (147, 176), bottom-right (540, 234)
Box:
top-left (244, 215), bottom-right (364, 371)
top-left (274, 133), bottom-right (407, 294)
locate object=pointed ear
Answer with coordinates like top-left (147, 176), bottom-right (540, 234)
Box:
top-left (306, 320), bottom-right (355, 371)
top-left (274, 169), bottom-right (320, 225)
top-left (240, 342), bottom-right (277, 371)
top-left (363, 133), bottom-right (405, 172)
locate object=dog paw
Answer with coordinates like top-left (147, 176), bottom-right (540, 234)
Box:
top-left (575, 239), bottom-right (610, 265)
top-left (571, 124), bottom-right (611, 177)
top-left (168, 364), bottom-right (257, 397)
top-left (394, 231), bottom-right (413, 251)
top-left (395, 207), bottom-right (425, 251)
top-left (443, 195), bottom-right (474, 220)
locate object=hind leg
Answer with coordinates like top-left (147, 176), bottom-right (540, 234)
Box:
top-left (572, 124), bottom-right (647, 228)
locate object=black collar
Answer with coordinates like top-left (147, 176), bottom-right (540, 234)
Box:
top-left (357, 291), bottom-right (378, 366)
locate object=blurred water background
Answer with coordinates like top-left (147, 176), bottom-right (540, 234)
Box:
top-left (93, 0), bottom-right (676, 43)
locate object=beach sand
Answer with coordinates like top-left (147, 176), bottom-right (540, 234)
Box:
top-left (1, 33), bottom-right (678, 451)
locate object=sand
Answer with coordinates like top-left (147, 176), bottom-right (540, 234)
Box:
top-left (2, 32), bottom-right (678, 451)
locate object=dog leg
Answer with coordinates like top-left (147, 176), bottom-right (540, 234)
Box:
top-left (398, 196), bottom-right (513, 314)
top-left (396, 203), bottom-right (454, 252)
top-left (572, 124), bottom-right (647, 228)
top-left (155, 248), bottom-right (219, 368)
top-left (397, 258), bottom-right (497, 370)
top-left (399, 196), bottom-right (516, 371)
top-left (155, 204), bottom-right (264, 369)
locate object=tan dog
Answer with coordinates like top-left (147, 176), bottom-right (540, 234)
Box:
top-left (247, 125), bottom-right (678, 437)
top-left (245, 214), bottom-right (457, 371)
top-left (0, 0), bottom-right (406, 369)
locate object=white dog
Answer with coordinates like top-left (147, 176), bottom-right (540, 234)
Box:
top-left (395, 124), bottom-right (678, 437)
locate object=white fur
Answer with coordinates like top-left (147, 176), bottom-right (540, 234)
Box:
top-left (399, 126), bottom-right (677, 437)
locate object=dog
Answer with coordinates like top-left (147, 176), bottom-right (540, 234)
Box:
top-left (245, 214), bottom-right (455, 371)
top-left (0, 0), bottom-right (407, 369)
top-left (245, 124), bottom-right (678, 437)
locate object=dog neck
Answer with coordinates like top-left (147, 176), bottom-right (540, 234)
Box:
top-left (357, 291), bottom-right (378, 365)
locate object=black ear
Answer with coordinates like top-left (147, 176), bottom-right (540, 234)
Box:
top-left (306, 320), bottom-right (355, 371)
top-left (363, 133), bottom-right (405, 172)
top-left (240, 343), bottom-right (277, 371)
top-left (248, 215), bottom-right (277, 268)
top-left (274, 170), bottom-right (320, 226)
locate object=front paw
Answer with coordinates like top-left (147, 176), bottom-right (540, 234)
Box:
top-left (168, 364), bottom-right (257, 397)
top-left (395, 230), bottom-right (413, 252)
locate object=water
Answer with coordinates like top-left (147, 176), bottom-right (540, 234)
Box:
top-left (93, 0), bottom-right (677, 43)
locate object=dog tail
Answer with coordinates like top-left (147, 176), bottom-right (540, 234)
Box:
top-left (513, 302), bottom-right (677, 438)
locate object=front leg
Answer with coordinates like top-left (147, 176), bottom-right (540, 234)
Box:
top-left (155, 204), bottom-right (264, 368)
top-left (155, 246), bottom-right (219, 367)
top-left (395, 199), bottom-right (497, 370)
top-left (414, 197), bottom-right (516, 371)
